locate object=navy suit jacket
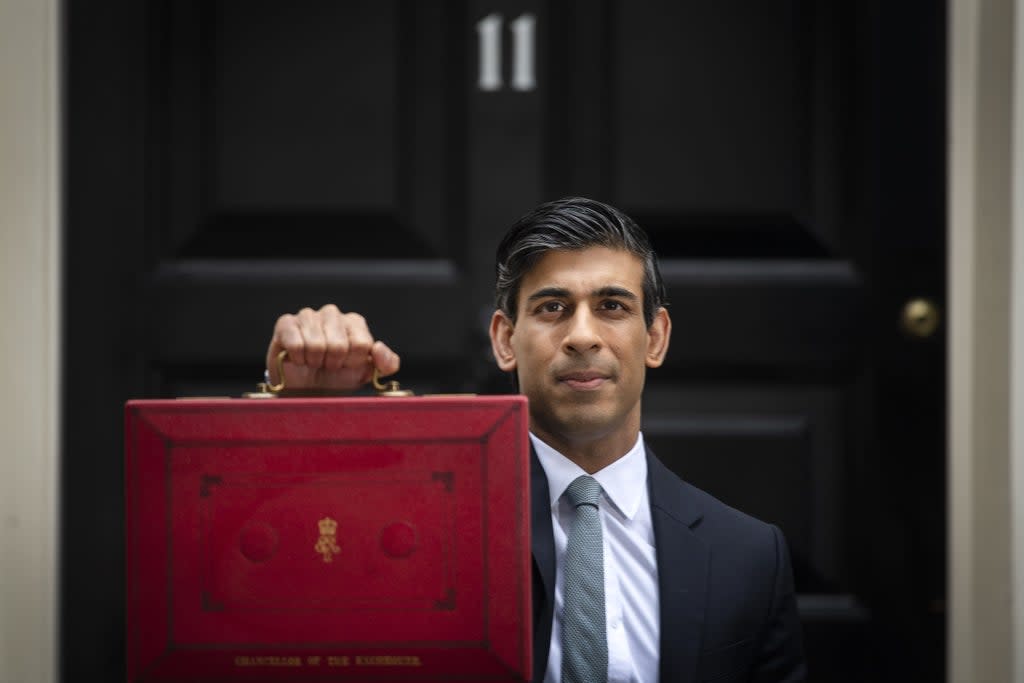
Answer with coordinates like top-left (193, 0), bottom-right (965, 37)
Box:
top-left (530, 446), bottom-right (806, 682)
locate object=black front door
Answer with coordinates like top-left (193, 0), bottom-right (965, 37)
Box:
top-left (63, 1), bottom-right (945, 680)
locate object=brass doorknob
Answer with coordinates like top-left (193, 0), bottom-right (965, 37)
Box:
top-left (901, 298), bottom-right (941, 338)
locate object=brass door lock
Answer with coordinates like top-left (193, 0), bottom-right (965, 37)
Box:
top-left (900, 298), bottom-right (941, 339)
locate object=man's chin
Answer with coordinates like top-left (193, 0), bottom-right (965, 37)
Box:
top-left (543, 408), bottom-right (620, 442)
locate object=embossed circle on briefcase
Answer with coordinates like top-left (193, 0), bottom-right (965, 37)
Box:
top-left (239, 522), bottom-right (279, 563)
top-left (379, 521), bottom-right (419, 558)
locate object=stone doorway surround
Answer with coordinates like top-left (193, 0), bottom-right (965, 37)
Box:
top-left (0, 0), bottom-right (60, 681)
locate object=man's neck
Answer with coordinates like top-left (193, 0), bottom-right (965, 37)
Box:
top-left (529, 424), bottom-right (640, 474)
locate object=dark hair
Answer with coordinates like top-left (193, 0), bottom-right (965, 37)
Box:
top-left (494, 197), bottom-right (667, 327)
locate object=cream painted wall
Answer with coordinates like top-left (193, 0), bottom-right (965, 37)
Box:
top-left (0, 0), bottom-right (61, 681)
top-left (1015, 0), bottom-right (1024, 675)
top-left (1012, 1), bottom-right (1024, 680)
top-left (949, 0), bottom-right (1021, 681)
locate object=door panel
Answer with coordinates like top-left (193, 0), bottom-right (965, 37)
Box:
top-left (151, 0), bottom-right (470, 391)
top-left (614, 1), bottom-right (808, 213)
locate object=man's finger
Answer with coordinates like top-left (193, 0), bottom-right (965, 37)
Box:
top-left (296, 307), bottom-right (327, 370)
top-left (340, 312), bottom-right (375, 370)
top-left (370, 340), bottom-right (401, 377)
top-left (268, 313), bottom-right (303, 381)
top-left (320, 305), bottom-right (350, 371)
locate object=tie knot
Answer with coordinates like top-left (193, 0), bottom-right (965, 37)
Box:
top-left (565, 475), bottom-right (602, 508)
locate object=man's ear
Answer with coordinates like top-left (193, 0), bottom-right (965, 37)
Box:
top-left (645, 306), bottom-right (671, 368)
top-left (489, 310), bottom-right (518, 372)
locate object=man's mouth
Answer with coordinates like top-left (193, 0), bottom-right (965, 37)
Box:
top-left (557, 371), bottom-right (610, 391)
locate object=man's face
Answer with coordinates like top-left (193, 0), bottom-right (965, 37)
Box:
top-left (489, 247), bottom-right (671, 456)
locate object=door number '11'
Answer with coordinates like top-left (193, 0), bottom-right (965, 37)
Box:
top-left (477, 13), bottom-right (536, 92)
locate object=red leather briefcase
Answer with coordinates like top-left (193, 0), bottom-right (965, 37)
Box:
top-left (125, 395), bottom-right (530, 682)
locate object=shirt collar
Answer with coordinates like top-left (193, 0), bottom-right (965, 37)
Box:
top-left (530, 431), bottom-right (648, 520)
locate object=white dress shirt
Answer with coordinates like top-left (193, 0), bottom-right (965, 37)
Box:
top-left (531, 432), bottom-right (660, 683)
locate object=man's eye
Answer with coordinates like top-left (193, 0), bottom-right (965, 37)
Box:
top-left (601, 300), bottom-right (626, 311)
top-left (541, 301), bottom-right (565, 313)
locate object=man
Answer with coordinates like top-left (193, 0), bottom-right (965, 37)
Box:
top-left (266, 197), bottom-right (806, 682)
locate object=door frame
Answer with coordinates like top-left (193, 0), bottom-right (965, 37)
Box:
top-left (948, 0), bottom-right (1024, 680)
top-left (0, 0), bottom-right (61, 681)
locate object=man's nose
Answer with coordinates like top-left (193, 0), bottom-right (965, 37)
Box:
top-left (563, 308), bottom-right (601, 354)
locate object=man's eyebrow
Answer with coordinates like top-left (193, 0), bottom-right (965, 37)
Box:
top-left (525, 287), bottom-right (572, 303)
top-left (524, 285), bottom-right (639, 303)
top-left (594, 286), bottom-right (639, 301)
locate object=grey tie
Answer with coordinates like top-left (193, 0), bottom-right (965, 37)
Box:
top-left (561, 475), bottom-right (607, 683)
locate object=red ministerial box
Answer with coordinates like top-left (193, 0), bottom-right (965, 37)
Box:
top-left (125, 396), bottom-right (530, 682)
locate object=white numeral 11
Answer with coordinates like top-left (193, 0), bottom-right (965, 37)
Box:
top-left (476, 13), bottom-right (537, 92)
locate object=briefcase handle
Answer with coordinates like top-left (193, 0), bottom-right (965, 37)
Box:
top-left (245, 350), bottom-right (414, 398)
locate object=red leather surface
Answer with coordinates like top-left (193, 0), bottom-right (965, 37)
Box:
top-left (125, 396), bottom-right (530, 682)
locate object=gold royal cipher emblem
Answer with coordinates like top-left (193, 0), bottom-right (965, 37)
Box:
top-left (314, 517), bottom-right (341, 563)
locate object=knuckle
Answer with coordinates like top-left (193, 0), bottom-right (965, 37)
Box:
top-left (344, 312), bottom-right (366, 326)
top-left (349, 332), bottom-right (373, 348)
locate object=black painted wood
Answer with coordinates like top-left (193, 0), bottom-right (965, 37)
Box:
top-left (63, 1), bottom-right (149, 680)
top-left (153, 0), bottom-right (468, 380)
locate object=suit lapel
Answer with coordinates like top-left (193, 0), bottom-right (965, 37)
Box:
top-left (530, 446), bottom-right (555, 601)
top-left (648, 449), bottom-right (709, 683)
top-left (530, 447), bottom-right (555, 682)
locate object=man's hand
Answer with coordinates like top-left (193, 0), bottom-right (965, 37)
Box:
top-left (266, 304), bottom-right (400, 392)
